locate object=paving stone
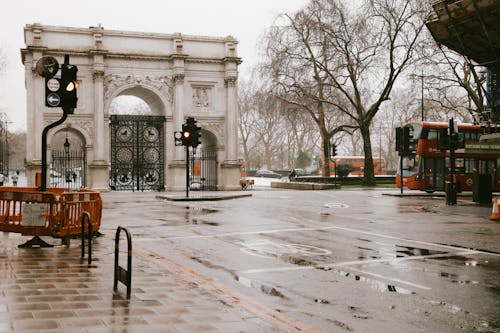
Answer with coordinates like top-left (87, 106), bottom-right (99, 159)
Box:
top-left (0, 231), bottom-right (289, 333)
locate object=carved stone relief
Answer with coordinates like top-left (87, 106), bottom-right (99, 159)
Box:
top-left (43, 119), bottom-right (94, 142)
top-left (192, 87), bottom-right (211, 108)
top-left (103, 74), bottom-right (173, 104)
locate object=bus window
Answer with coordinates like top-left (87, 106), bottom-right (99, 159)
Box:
top-left (465, 158), bottom-right (475, 173)
top-left (401, 155), bottom-right (419, 177)
top-left (428, 129), bottom-right (439, 140)
top-left (455, 158), bottom-right (465, 173)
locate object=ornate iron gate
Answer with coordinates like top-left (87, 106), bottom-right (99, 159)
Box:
top-left (191, 150), bottom-right (218, 191)
top-left (110, 115), bottom-right (165, 191)
top-left (51, 149), bottom-right (86, 190)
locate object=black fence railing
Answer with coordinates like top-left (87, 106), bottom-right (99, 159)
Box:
top-left (51, 150), bottom-right (86, 190)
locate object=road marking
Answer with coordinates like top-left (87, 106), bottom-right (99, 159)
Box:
top-left (239, 240), bottom-right (332, 258)
top-left (324, 202), bottom-right (350, 208)
top-left (239, 250), bottom-right (480, 275)
top-left (140, 224), bottom-right (500, 258)
top-left (105, 230), bottom-right (324, 333)
top-left (132, 242), bottom-right (324, 333)
top-left (347, 267), bottom-right (432, 290)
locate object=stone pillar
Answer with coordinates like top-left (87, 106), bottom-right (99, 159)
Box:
top-left (220, 53), bottom-right (241, 190)
top-left (88, 69), bottom-right (109, 191)
top-left (167, 36), bottom-right (188, 191)
top-left (88, 29), bottom-right (109, 191)
top-left (224, 75), bottom-right (238, 161)
top-left (25, 51), bottom-right (44, 186)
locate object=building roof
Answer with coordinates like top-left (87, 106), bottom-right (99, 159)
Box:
top-left (426, 0), bottom-right (500, 65)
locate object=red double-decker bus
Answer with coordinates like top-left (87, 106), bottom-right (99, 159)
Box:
top-left (396, 121), bottom-right (500, 192)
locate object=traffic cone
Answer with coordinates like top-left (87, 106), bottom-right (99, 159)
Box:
top-left (491, 197), bottom-right (500, 220)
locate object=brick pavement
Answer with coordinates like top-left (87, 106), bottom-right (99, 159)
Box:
top-left (0, 231), bottom-right (290, 333)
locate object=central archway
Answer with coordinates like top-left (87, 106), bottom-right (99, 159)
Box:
top-left (108, 87), bottom-right (166, 191)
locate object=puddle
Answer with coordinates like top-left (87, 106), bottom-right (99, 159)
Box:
top-left (395, 245), bottom-right (446, 257)
top-left (326, 268), bottom-right (415, 295)
top-left (439, 272), bottom-right (479, 285)
top-left (237, 276), bottom-right (286, 298)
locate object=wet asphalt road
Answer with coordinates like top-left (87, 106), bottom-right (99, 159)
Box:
top-left (100, 188), bottom-right (500, 333)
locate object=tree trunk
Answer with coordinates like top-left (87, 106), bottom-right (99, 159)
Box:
top-left (322, 136), bottom-right (330, 178)
top-left (360, 125), bottom-right (375, 186)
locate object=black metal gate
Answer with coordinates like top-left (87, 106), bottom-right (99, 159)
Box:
top-left (191, 150), bottom-right (217, 191)
top-left (51, 149), bottom-right (86, 190)
top-left (110, 115), bottom-right (165, 191)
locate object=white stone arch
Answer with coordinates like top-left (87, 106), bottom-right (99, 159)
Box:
top-left (22, 23), bottom-right (242, 191)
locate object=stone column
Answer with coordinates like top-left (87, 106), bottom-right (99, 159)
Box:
top-left (224, 75), bottom-right (238, 162)
top-left (25, 52), bottom-right (43, 186)
top-left (173, 72), bottom-right (185, 160)
top-left (166, 35), bottom-right (188, 191)
top-left (93, 70), bottom-right (105, 161)
top-left (88, 54), bottom-right (109, 190)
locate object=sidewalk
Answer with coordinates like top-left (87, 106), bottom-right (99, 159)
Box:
top-left (0, 230), bottom-right (286, 332)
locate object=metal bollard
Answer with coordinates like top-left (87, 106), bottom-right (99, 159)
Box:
top-left (80, 211), bottom-right (92, 265)
top-left (114, 226), bottom-right (132, 298)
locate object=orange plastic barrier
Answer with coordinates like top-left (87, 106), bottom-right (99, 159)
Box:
top-left (492, 197), bottom-right (500, 220)
top-left (0, 187), bottom-right (102, 238)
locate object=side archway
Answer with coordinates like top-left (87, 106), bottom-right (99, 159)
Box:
top-left (48, 127), bottom-right (87, 190)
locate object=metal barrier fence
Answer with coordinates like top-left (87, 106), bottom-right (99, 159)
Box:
top-left (0, 187), bottom-right (102, 246)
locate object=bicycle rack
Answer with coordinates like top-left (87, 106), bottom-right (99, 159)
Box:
top-left (114, 226), bottom-right (132, 297)
top-left (80, 211), bottom-right (92, 265)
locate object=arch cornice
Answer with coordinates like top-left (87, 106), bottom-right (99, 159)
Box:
top-left (103, 74), bottom-right (173, 114)
top-left (45, 120), bottom-right (93, 147)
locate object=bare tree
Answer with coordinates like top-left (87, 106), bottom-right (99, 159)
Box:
top-left (261, 3), bottom-right (356, 177)
top-left (238, 80), bottom-right (261, 165)
top-left (302, 0), bottom-right (427, 185)
top-left (283, 107), bottom-right (319, 169)
top-left (415, 41), bottom-right (486, 123)
top-left (252, 91), bottom-right (288, 169)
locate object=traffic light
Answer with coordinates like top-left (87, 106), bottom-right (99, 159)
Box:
top-left (181, 123), bottom-right (191, 146)
top-left (331, 143), bottom-right (337, 157)
top-left (395, 127), bottom-right (402, 152)
top-left (403, 126), bottom-right (410, 152)
top-left (186, 117), bottom-right (201, 147)
top-left (438, 128), bottom-right (450, 151)
top-left (192, 123), bottom-right (202, 148)
top-left (60, 64), bottom-right (78, 111)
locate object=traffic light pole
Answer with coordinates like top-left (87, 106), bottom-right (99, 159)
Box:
top-left (400, 154), bottom-right (404, 195)
top-left (185, 145), bottom-right (190, 198)
top-left (447, 118), bottom-right (457, 205)
top-left (41, 110), bottom-right (69, 191)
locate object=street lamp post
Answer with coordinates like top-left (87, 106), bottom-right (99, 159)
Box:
top-left (64, 138), bottom-right (70, 186)
top-left (421, 68), bottom-right (424, 121)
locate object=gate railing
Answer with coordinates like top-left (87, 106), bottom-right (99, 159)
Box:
top-left (51, 150), bottom-right (86, 190)
top-left (191, 150), bottom-right (217, 191)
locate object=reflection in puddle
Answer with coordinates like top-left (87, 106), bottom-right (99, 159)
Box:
top-left (439, 272), bottom-right (479, 285)
top-left (395, 245), bottom-right (445, 257)
top-left (322, 268), bottom-right (415, 295)
top-left (237, 276), bottom-right (285, 298)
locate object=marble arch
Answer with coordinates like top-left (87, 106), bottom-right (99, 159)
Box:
top-left (21, 23), bottom-right (242, 191)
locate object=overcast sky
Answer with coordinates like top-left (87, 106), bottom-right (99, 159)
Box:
top-left (0, 0), bottom-right (308, 131)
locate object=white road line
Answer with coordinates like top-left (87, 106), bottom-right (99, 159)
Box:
top-left (138, 224), bottom-right (500, 258)
top-left (239, 250), bottom-right (480, 274)
top-left (347, 267), bottom-right (432, 290)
